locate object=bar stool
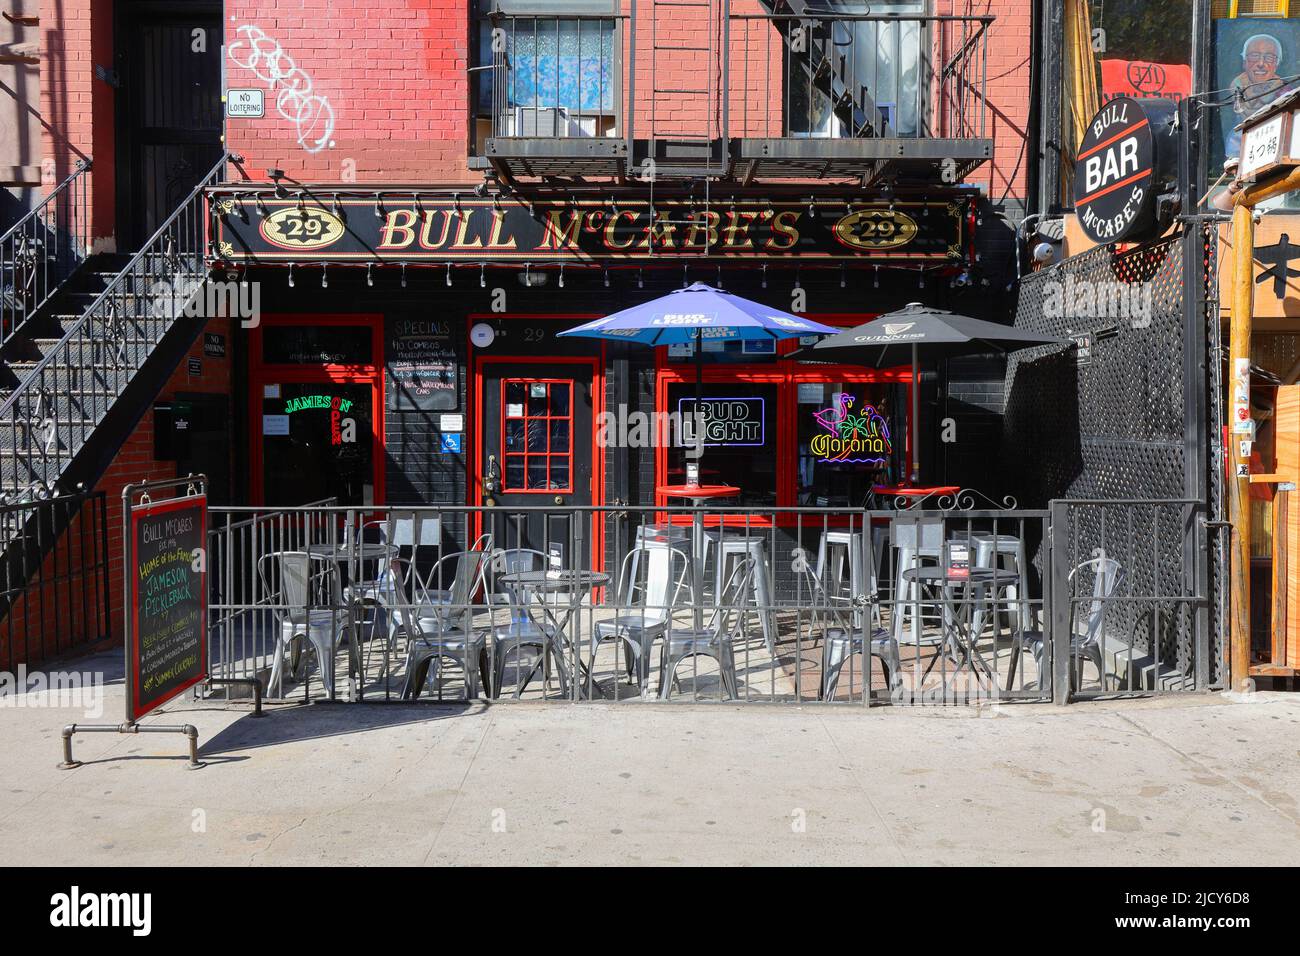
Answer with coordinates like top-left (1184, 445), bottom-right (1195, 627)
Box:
top-left (815, 526), bottom-right (887, 628)
top-left (710, 532), bottom-right (775, 655)
top-left (626, 522), bottom-right (697, 604)
top-left (968, 532), bottom-right (1031, 636)
top-left (890, 516), bottom-right (945, 642)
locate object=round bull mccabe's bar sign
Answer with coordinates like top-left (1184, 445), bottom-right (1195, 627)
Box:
top-left (1073, 96), bottom-right (1178, 245)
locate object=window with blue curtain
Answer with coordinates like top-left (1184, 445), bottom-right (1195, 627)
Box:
top-left (507, 20), bottom-right (615, 114)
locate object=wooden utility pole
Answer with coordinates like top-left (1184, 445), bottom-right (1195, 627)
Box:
top-left (1229, 201), bottom-right (1254, 692)
top-left (1229, 165), bottom-right (1300, 689)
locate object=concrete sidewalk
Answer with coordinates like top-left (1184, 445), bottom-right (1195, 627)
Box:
top-left (1, 652), bottom-right (1298, 865)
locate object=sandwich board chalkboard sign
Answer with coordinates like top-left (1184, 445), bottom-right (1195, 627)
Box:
top-left (127, 493), bottom-right (207, 722)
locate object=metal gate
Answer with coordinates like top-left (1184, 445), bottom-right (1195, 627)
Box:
top-left (1008, 224), bottom-right (1225, 698)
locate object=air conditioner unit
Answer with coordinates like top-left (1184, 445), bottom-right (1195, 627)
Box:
top-left (502, 106), bottom-right (595, 137)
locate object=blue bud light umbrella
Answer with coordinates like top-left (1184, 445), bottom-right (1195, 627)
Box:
top-left (558, 282), bottom-right (840, 440)
top-left (559, 284), bottom-right (839, 630)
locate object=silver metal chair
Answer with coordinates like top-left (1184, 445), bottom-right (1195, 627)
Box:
top-left (485, 548), bottom-right (577, 698)
top-left (591, 543), bottom-right (689, 687)
top-left (1008, 554), bottom-right (1123, 691)
top-left (657, 555), bottom-right (755, 700)
top-left (391, 548), bottom-right (491, 700)
top-left (890, 514), bottom-right (945, 641)
top-left (259, 551), bottom-right (357, 701)
top-left (708, 532), bottom-right (776, 655)
top-left (794, 549), bottom-right (900, 700)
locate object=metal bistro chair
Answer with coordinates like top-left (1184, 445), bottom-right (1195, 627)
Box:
top-left (657, 555), bottom-right (756, 700)
top-left (487, 548), bottom-right (569, 698)
top-left (373, 528), bottom-right (487, 653)
top-left (391, 549), bottom-right (492, 700)
top-left (794, 549), bottom-right (901, 700)
top-left (1008, 554), bottom-right (1124, 692)
top-left (591, 542), bottom-right (689, 688)
top-left (259, 551), bottom-right (358, 701)
top-left (890, 515), bottom-right (952, 674)
top-left (708, 530), bottom-right (776, 656)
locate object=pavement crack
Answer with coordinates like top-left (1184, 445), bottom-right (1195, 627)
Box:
top-left (422, 708), bottom-right (495, 864)
top-left (816, 712), bottom-right (909, 864)
top-left (1116, 710), bottom-right (1300, 829)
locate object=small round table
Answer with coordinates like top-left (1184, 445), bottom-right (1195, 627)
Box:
top-left (900, 566), bottom-right (1008, 680)
top-left (497, 569), bottom-right (611, 699)
top-left (872, 484), bottom-right (961, 510)
top-left (657, 484), bottom-right (740, 629)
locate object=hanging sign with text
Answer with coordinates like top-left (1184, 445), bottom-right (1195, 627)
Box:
top-left (1073, 96), bottom-right (1178, 245)
top-left (127, 494), bottom-right (207, 722)
top-left (209, 195), bottom-right (972, 265)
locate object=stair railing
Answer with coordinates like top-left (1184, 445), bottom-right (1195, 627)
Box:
top-left (0, 153), bottom-right (230, 497)
top-left (0, 159), bottom-right (92, 347)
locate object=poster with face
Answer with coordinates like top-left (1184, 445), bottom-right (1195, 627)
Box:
top-left (1214, 20), bottom-right (1300, 170)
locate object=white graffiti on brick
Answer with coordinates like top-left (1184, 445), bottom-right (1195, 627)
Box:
top-left (227, 24), bottom-right (335, 153)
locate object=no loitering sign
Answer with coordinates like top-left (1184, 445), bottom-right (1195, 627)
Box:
top-left (1073, 96), bottom-right (1177, 245)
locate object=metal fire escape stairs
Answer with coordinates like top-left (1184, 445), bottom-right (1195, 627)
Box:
top-left (0, 154), bottom-right (229, 510)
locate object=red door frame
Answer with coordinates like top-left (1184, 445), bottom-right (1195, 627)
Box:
top-left (468, 315), bottom-right (606, 569)
top-left (248, 313), bottom-right (386, 506)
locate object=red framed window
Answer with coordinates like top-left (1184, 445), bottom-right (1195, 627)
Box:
top-left (653, 314), bottom-right (913, 523)
top-left (501, 378), bottom-right (575, 492)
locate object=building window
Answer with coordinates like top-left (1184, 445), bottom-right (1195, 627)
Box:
top-left (655, 321), bottom-right (912, 519)
top-left (502, 378), bottom-right (574, 492)
top-left (1210, 3), bottom-right (1300, 209)
top-left (473, 1), bottom-right (620, 150)
top-left (1059, 1), bottom-right (1193, 204)
top-left (787, 0), bottom-right (925, 138)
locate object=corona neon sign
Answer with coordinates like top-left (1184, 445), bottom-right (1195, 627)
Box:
top-left (810, 394), bottom-right (891, 464)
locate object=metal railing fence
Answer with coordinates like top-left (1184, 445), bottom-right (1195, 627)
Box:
top-left (0, 160), bottom-right (91, 347)
top-left (728, 13), bottom-right (991, 141)
top-left (0, 488), bottom-right (111, 670)
top-left (206, 501), bottom-right (1063, 706)
top-left (0, 152), bottom-right (228, 497)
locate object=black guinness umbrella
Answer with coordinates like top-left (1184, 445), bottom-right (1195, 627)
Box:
top-left (790, 302), bottom-right (1069, 482)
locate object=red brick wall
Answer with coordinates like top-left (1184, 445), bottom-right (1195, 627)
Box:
top-left (39, 0), bottom-right (114, 247)
top-left (964, 0), bottom-right (1032, 205)
top-left (224, 0), bottom-right (474, 185)
top-left (0, 317), bottom-right (232, 667)
top-left (222, 0), bottom-right (1032, 202)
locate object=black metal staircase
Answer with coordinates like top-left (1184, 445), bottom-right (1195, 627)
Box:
top-left (0, 152), bottom-right (228, 503)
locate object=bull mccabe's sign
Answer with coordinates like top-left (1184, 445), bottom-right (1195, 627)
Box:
top-left (1073, 96), bottom-right (1178, 245)
top-left (209, 195), bottom-right (971, 264)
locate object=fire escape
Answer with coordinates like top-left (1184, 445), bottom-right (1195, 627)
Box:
top-left (477, 0), bottom-right (993, 189)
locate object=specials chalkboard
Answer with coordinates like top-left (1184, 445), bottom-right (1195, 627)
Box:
top-left (128, 495), bottom-right (207, 722)
top-left (389, 318), bottom-right (459, 411)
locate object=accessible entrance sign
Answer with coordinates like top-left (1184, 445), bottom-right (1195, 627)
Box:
top-left (126, 489), bottom-right (207, 722)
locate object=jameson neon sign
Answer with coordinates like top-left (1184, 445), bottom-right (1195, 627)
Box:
top-left (284, 394), bottom-right (354, 446)
top-left (677, 397), bottom-right (765, 446)
top-left (284, 394), bottom-right (352, 415)
top-left (810, 395), bottom-right (891, 463)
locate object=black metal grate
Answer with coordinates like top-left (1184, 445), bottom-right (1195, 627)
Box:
top-left (1005, 229), bottom-right (1221, 681)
